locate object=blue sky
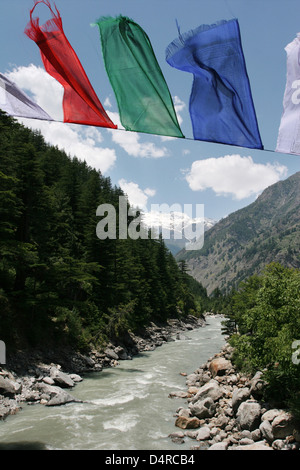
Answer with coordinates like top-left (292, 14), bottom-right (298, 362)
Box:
top-left (1, 0), bottom-right (300, 222)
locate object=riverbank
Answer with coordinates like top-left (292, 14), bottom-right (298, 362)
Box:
top-left (169, 341), bottom-right (300, 450)
top-left (0, 314), bottom-right (205, 421)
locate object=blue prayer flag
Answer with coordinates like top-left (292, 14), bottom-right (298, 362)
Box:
top-left (166, 19), bottom-right (263, 149)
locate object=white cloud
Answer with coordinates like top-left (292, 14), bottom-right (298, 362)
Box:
top-left (5, 65), bottom-right (117, 174)
top-left (118, 179), bottom-right (156, 210)
top-left (185, 154), bottom-right (288, 200)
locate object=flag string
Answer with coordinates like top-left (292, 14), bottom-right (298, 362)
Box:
top-left (12, 114), bottom-right (298, 159)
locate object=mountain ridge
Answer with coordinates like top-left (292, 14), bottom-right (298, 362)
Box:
top-left (176, 171), bottom-right (300, 294)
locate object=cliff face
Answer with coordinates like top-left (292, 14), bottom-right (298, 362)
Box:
top-left (176, 172), bottom-right (300, 294)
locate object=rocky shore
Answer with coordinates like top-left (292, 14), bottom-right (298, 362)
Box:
top-left (0, 315), bottom-right (205, 421)
top-left (169, 342), bottom-right (300, 450)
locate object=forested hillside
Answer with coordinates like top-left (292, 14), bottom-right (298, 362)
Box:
top-left (177, 171), bottom-right (300, 294)
top-left (0, 111), bottom-right (203, 351)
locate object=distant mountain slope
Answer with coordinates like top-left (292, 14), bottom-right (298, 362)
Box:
top-left (176, 172), bottom-right (300, 294)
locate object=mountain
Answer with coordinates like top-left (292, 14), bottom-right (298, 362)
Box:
top-left (176, 172), bottom-right (300, 294)
top-left (142, 210), bottom-right (216, 255)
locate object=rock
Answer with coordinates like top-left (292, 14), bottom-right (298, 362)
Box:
top-left (52, 370), bottom-right (74, 388)
top-left (214, 413), bottom-right (230, 429)
top-left (233, 441), bottom-right (272, 450)
top-left (272, 439), bottom-right (285, 450)
top-left (186, 373), bottom-right (198, 386)
top-left (239, 438), bottom-right (255, 446)
top-left (259, 420), bottom-right (274, 442)
top-left (209, 358), bottom-right (232, 378)
top-left (114, 346), bottom-right (128, 360)
top-left (189, 379), bottom-right (224, 403)
top-left (208, 442), bottom-right (229, 450)
top-left (45, 386), bottom-right (82, 407)
top-left (169, 391), bottom-right (190, 399)
top-left (104, 348), bottom-right (119, 361)
top-left (185, 430), bottom-right (198, 439)
top-left (249, 371), bottom-right (266, 399)
top-left (196, 426), bottom-right (211, 441)
top-left (272, 412), bottom-right (295, 439)
top-left (236, 401), bottom-right (261, 431)
top-left (232, 388), bottom-right (250, 413)
top-left (42, 376), bottom-right (55, 385)
top-left (261, 409), bottom-right (282, 423)
top-left (178, 408), bottom-right (191, 418)
top-left (189, 397), bottom-right (216, 419)
top-left (0, 376), bottom-right (22, 396)
top-left (169, 431), bottom-right (185, 439)
top-left (251, 428), bottom-right (262, 442)
top-left (175, 416), bottom-right (200, 430)
top-left (69, 373), bottom-right (83, 383)
top-left (188, 386), bottom-right (199, 396)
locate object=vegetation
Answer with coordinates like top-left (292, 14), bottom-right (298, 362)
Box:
top-left (177, 170), bottom-right (300, 295)
top-left (0, 112), bottom-right (205, 351)
top-left (222, 263), bottom-right (300, 418)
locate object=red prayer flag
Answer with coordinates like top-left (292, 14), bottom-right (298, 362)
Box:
top-left (25, 0), bottom-right (117, 129)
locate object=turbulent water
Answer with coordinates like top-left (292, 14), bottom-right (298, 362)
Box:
top-left (0, 317), bottom-right (225, 451)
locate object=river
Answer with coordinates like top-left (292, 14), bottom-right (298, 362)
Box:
top-left (0, 316), bottom-right (225, 450)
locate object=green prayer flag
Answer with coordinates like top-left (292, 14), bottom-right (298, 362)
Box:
top-left (94, 16), bottom-right (184, 138)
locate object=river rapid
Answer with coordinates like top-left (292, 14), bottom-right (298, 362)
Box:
top-left (0, 316), bottom-right (225, 451)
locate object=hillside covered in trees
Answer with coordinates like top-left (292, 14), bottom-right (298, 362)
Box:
top-left (177, 171), bottom-right (300, 295)
top-left (0, 111), bottom-right (204, 352)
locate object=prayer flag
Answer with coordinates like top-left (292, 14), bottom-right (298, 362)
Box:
top-left (0, 72), bottom-right (53, 121)
top-left (25, 0), bottom-right (117, 129)
top-left (166, 19), bottom-right (263, 149)
top-left (276, 33), bottom-right (300, 155)
top-left (94, 16), bottom-right (184, 138)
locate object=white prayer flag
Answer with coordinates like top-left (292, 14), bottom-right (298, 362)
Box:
top-left (0, 72), bottom-right (53, 121)
top-left (276, 34), bottom-right (300, 155)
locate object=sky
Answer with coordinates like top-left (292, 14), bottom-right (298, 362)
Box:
top-left (1, 0), bottom-right (300, 224)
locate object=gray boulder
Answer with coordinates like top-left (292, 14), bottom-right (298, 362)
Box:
top-left (272, 412), bottom-right (295, 439)
top-left (52, 370), bottom-right (74, 388)
top-left (0, 376), bottom-right (22, 396)
top-left (232, 388), bottom-right (250, 413)
top-left (259, 419), bottom-right (274, 442)
top-left (189, 397), bottom-right (216, 419)
top-left (236, 400), bottom-right (261, 431)
top-left (189, 379), bottom-right (224, 404)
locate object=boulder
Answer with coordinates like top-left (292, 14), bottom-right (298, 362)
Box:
top-left (104, 348), bottom-right (119, 361)
top-left (46, 388), bottom-right (81, 407)
top-left (175, 416), bottom-right (200, 430)
top-left (233, 441), bottom-right (272, 450)
top-left (0, 376), bottom-right (22, 396)
top-left (259, 420), bottom-right (274, 442)
top-left (69, 374), bottom-right (83, 383)
top-left (261, 409), bottom-right (282, 423)
top-left (169, 391), bottom-right (190, 399)
top-left (34, 382), bottom-right (81, 407)
top-left (232, 388), bottom-right (250, 413)
top-left (208, 442), bottom-right (229, 450)
top-left (52, 371), bottom-right (74, 388)
top-left (196, 426), bottom-right (211, 441)
top-left (236, 400), bottom-right (261, 431)
top-left (42, 376), bottom-right (55, 386)
top-left (114, 346), bottom-right (128, 360)
top-left (189, 397), bottom-right (216, 419)
top-left (209, 358), bottom-right (232, 378)
top-left (249, 371), bottom-right (266, 399)
top-left (189, 379), bottom-right (224, 404)
top-left (272, 412), bottom-right (295, 439)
